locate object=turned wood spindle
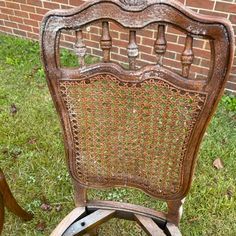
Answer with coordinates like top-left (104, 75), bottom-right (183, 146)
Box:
top-left (100, 21), bottom-right (112, 62)
top-left (181, 35), bottom-right (194, 78)
top-left (74, 29), bottom-right (87, 67)
top-left (154, 25), bottom-right (167, 64)
top-left (127, 30), bottom-right (139, 70)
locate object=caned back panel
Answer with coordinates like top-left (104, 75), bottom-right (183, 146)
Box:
top-left (59, 73), bottom-right (206, 197)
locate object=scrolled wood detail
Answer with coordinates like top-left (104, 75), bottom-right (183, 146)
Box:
top-left (100, 21), bottom-right (112, 62)
top-left (119, 0), bottom-right (147, 6)
top-left (127, 30), bottom-right (139, 70)
top-left (181, 35), bottom-right (194, 78)
top-left (154, 24), bottom-right (167, 64)
top-left (74, 29), bottom-right (87, 67)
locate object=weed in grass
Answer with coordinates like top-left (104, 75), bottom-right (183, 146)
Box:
top-left (0, 34), bottom-right (235, 235)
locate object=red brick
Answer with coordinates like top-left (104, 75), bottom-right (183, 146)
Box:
top-left (33, 27), bottom-right (39, 34)
top-left (0, 13), bottom-right (9, 20)
top-left (56, 0), bottom-right (69, 5)
top-left (0, 25), bottom-right (12, 33)
top-left (27, 31), bottom-right (39, 40)
top-left (226, 81), bottom-right (236, 91)
top-left (163, 58), bottom-right (182, 71)
top-left (199, 9), bottom-right (228, 18)
top-left (6, 1), bottom-right (20, 9)
top-left (111, 52), bottom-right (128, 64)
top-left (139, 45), bottom-right (152, 55)
top-left (36, 7), bottom-right (48, 15)
top-left (5, 21), bottom-right (17, 28)
top-left (1, 8), bottom-right (14, 15)
top-left (18, 23), bottom-right (32, 31)
top-left (56, 0), bottom-right (69, 4)
top-left (92, 48), bottom-right (103, 57)
top-left (14, 10), bottom-right (28, 18)
top-left (29, 13), bottom-right (43, 21)
top-left (21, 4), bottom-right (35, 13)
top-left (228, 75), bottom-right (236, 83)
top-left (15, 0), bottom-right (26, 3)
top-left (229, 15), bottom-right (236, 24)
top-left (165, 33), bottom-right (178, 43)
top-left (186, 0), bottom-right (214, 10)
top-left (43, 2), bottom-right (60, 9)
top-left (215, 2), bottom-right (236, 14)
top-left (140, 52), bottom-right (156, 63)
top-left (13, 29), bottom-right (27, 36)
top-left (26, 0), bottom-right (42, 7)
top-left (60, 4), bottom-right (72, 9)
top-left (23, 18), bottom-right (38, 27)
top-left (0, 1), bottom-right (6, 7)
top-left (9, 15), bottom-right (23, 24)
top-left (69, 0), bottom-right (84, 6)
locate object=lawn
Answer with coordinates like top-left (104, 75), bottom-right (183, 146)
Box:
top-left (0, 34), bottom-right (235, 236)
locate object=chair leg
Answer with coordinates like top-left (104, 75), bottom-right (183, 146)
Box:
top-left (0, 170), bottom-right (33, 221)
top-left (0, 194), bottom-right (4, 235)
top-left (166, 199), bottom-right (185, 226)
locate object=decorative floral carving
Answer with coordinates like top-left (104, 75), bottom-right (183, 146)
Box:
top-left (119, 0), bottom-right (147, 6)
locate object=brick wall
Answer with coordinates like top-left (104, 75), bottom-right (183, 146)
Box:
top-left (0, 0), bottom-right (235, 93)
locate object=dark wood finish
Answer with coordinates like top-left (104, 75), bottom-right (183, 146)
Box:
top-left (0, 169), bottom-right (33, 235)
top-left (135, 214), bottom-right (166, 236)
top-left (74, 30), bottom-right (87, 67)
top-left (165, 223), bottom-right (182, 236)
top-left (63, 210), bottom-right (115, 236)
top-left (0, 194), bottom-right (4, 235)
top-left (127, 30), bottom-right (139, 69)
top-left (155, 25), bottom-right (167, 64)
top-left (181, 35), bottom-right (194, 78)
top-left (41, 0), bottom-right (234, 235)
top-left (100, 21), bottom-right (112, 62)
top-left (166, 199), bottom-right (185, 225)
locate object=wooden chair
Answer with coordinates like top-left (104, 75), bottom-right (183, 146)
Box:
top-left (40, 0), bottom-right (234, 235)
top-left (0, 169), bottom-right (33, 234)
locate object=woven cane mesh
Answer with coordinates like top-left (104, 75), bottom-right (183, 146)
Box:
top-left (59, 74), bottom-right (206, 197)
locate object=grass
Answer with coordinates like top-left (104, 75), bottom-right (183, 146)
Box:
top-left (0, 34), bottom-right (235, 235)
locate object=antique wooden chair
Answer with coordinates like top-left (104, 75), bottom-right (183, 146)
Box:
top-left (40, 0), bottom-right (234, 235)
top-left (0, 169), bottom-right (33, 234)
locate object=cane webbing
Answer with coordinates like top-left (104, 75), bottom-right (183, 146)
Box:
top-left (59, 74), bottom-right (206, 197)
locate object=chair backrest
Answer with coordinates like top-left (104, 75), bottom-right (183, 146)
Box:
top-left (41, 0), bottom-right (234, 202)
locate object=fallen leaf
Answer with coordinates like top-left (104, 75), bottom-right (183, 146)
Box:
top-left (213, 158), bottom-right (224, 170)
top-left (188, 217), bottom-right (199, 223)
top-left (36, 222), bottom-right (46, 231)
top-left (10, 104), bottom-right (18, 116)
top-left (226, 188), bottom-right (233, 199)
top-left (41, 203), bottom-right (52, 212)
top-left (55, 204), bottom-right (63, 212)
top-left (28, 138), bottom-right (37, 145)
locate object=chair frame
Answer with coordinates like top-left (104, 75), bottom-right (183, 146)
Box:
top-left (41, 0), bottom-right (234, 235)
top-left (0, 169), bottom-right (33, 234)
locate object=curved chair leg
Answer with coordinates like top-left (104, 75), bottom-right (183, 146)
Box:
top-left (166, 199), bottom-right (185, 226)
top-left (0, 194), bottom-right (4, 235)
top-left (0, 170), bottom-right (33, 221)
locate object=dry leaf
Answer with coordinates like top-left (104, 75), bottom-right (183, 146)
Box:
top-left (41, 203), bottom-right (52, 212)
top-left (55, 204), bottom-right (63, 212)
top-left (226, 188), bottom-right (233, 199)
top-left (36, 222), bottom-right (46, 231)
top-left (213, 158), bottom-right (224, 169)
top-left (10, 104), bottom-right (18, 116)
